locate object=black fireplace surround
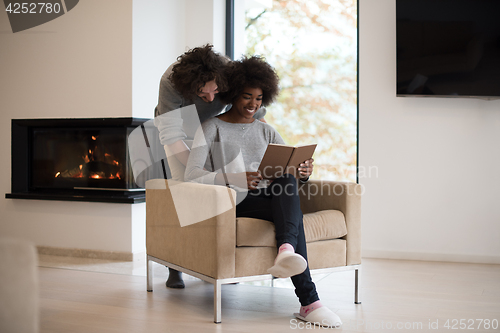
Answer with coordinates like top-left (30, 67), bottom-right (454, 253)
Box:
top-left (6, 118), bottom-right (166, 203)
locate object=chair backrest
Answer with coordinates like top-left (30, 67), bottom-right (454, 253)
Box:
top-left (127, 119), bottom-right (171, 187)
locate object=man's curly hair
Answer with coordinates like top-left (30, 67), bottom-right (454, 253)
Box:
top-left (220, 55), bottom-right (280, 107)
top-left (169, 44), bottom-right (229, 100)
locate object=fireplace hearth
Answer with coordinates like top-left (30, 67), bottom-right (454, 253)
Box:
top-left (6, 118), bottom-right (164, 203)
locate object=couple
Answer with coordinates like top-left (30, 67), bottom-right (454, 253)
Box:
top-left (154, 45), bottom-right (341, 328)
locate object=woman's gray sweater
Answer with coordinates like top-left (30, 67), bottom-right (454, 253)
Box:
top-left (185, 117), bottom-right (285, 185)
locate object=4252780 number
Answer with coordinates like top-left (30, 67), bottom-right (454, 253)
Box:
top-left (444, 319), bottom-right (498, 330)
top-left (5, 2), bottom-right (61, 14)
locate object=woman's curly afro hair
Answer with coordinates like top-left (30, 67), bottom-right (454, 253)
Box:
top-left (169, 44), bottom-right (229, 100)
top-left (220, 55), bottom-right (280, 107)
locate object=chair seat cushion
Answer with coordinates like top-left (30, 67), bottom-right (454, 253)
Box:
top-left (236, 210), bottom-right (347, 247)
top-left (235, 239), bottom-right (347, 277)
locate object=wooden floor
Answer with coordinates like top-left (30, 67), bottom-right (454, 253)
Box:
top-left (38, 257), bottom-right (500, 332)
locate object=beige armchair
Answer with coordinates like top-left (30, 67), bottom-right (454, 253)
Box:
top-left (145, 179), bottom-right (362, 323)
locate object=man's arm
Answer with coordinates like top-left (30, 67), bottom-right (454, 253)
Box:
top-left (154, 67), bottom-right (191, 165)
top-left (167, 140), bottom-right (191, 166)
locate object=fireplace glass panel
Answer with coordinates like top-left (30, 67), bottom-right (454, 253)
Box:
top-left (31, 127), bottom-right (136, 190)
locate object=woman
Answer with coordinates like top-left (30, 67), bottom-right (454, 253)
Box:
top-left (184, 56), bottom-right (342, 328)
top-left (154, 44), bottom-right (266, 288)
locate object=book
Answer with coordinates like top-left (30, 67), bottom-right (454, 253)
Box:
top-left (257, 143), bottom-right (317, 180)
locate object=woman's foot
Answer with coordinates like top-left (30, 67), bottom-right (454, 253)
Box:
top-left (166, 268), bottom-right (185, 289)
top-left (300, 300), bottom-right (323, 318)
top-left (267, 243), bottom-right (307, 278)
top-left (295, 301), bottom-right (342, 328)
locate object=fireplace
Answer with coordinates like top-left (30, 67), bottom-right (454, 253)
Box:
top-left (6, 118), bottom-right (166, 203)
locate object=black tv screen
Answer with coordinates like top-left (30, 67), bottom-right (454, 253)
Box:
top-left (396, 0), bottom-right (500, 99)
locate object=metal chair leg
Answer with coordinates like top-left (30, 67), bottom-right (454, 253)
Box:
top-left (214, 280), bottom-right (222, 323)
top-left (271, 276), bottom-right (277, 287)
top-left (147, 256), bottom-right (153, 292)
top-left (354, 268), bottom-right (361, 304)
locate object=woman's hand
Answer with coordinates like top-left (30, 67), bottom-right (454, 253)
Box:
top-left (298, 158), bottom-right (314, 180)
top-left (246, 172), bottom-right (263, 190)
top-left (219, 172), bottom-right (263, 190)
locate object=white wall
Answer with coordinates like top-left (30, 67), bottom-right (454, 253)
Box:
top-left (132, 0), bottom-right (226, 119)
top-left (184, 0), bottom-right (226, 54)
top-left (0, 0), bottom-right (133, 118)
top-left (0, 0), bottom-right (139, 254)
top-left (132, 0), bottom-right (186, 119)
top-left (359, 0), bottom-right (500, 264)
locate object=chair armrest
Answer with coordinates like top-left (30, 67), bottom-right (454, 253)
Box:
top-left (146, 179), bottom-right (237, 279)
top-left (298, 180), bottom-right (362, 265)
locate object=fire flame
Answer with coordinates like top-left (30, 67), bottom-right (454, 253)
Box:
top-left (54, 135), bottom-right (123, 180)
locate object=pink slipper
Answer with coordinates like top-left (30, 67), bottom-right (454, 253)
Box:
top-left (267, 251), bottom-right (307, 278)
top-left (294, 307), bottom-right (342, 328)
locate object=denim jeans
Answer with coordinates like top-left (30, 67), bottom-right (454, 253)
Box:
top-left (235, 173), bottom-right (320, 306)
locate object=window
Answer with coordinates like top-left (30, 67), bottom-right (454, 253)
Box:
top-left (230, 0), bottom-right (358, 182)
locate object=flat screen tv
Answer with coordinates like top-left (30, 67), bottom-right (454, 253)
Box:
top-left (396, 0), bottom-right (500, 99)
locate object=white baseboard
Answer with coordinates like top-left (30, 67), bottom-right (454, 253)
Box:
top-left (37, 246), bottom-right (145, 262)
top-left (362, 249), bottom-right (500, 265)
